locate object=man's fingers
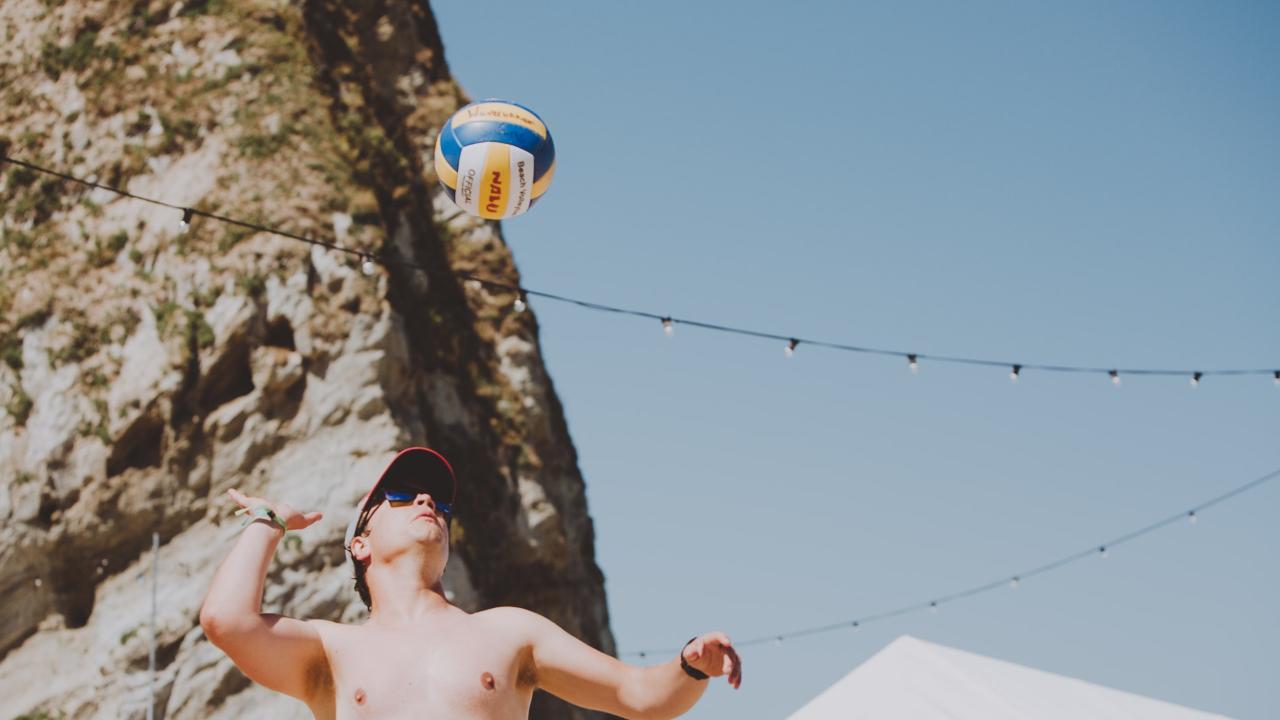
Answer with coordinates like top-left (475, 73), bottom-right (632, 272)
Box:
top-left (226, 488), bottom-right (250, 507)
top-left (725, 645), bottom-right (743, 688)
top-left (684, 632), bottom-right (740, 678)
top-left (301, 511), bottom-right (323, 526)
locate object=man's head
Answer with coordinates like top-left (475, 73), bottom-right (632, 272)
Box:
top-left (345, 447), bottom-right (457, 609)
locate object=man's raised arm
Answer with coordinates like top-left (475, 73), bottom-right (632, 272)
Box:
top-left (199, 489), bottom-right (327, 703)
top-left (517, 609), bottom-right (742, 720)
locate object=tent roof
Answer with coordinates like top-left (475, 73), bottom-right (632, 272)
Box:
top-left (788, 635), bottom-right (1231, 720)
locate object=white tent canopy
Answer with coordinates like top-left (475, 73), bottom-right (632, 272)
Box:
top-left (788, 635), bottom-right (1232, 720)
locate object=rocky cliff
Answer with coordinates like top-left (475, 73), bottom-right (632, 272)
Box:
top-left (0, 1), bottom-right (614, 717)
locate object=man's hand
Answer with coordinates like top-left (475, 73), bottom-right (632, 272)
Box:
top-left (226, 488), bottom-right (323, 531)
top-left (682, 632), bottom-right (743, 689)
top-left (202, 489), bottom-right (329, 705)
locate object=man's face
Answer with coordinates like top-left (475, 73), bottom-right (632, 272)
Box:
top-left (354, 482), bottom-right (451, 571)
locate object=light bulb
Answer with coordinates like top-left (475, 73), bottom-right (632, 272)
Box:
top-left (513, 295), bottom-right (527, 313)
top-left (850, 621), bottom-right (860, 632)
top-left (1273, 371), bottom-right (1279, 386)
top-left (908, 354), bottom-right (920, 374)
top-left (662, 318), bottom-right (673, 337)
top-left (361, 255), bottom-right (375, 276)
top-left (1109, 370), bottom-right (1120, 386)
top-left (929, 601), bottom-right (939, 614)
top-left (1190, 372), bottom-right (1202, 388)
top-left (1099, 546), bottom-right (1109, 559)
top-left (1010, 576), bottom-right (1021, 590)
top-left (1187, 510), bottom-right (1198, 525)
top-left (785, 339), bottom-right (798, 358)
top-left (1010, 364), bottom-right (1021, 383)
top-left (774, 636), bottom-right (784, 646)
top-left (178, 208), bottom-right (193, 234)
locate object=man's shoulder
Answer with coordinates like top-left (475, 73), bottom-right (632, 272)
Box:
top-left (299, 616), bottom-right (355, 644)
top-left (473, 605), bottom-right (540, 622)
top-left (302, 617), bottom-right (344, 631)
top-left (472, 605), bottom-right (555, 634)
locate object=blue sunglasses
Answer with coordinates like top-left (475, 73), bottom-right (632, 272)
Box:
top-left (382, 488), bottom-right (452, 519)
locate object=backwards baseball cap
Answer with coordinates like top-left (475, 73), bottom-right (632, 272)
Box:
top-left (343, 447), bottom-right (457, 551)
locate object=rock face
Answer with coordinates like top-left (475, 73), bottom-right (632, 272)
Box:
top-left (0, 1), bottom-right (614, 718)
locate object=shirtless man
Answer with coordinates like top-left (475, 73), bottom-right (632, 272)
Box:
top-left (200, 447), bottom-right (742, 719)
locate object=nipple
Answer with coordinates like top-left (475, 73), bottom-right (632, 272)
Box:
top-left (354, 688), bottom-right (367, 705)
top-left (481, 672), bottom-right (496, 690)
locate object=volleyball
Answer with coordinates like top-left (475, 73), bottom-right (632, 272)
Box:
top-left (434, 100), bottom-right (556, 219)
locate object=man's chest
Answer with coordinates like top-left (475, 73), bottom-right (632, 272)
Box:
top-left (321, 626), bottom-right (535, 719)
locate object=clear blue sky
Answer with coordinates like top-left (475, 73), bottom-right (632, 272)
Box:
top-left (433, 2), bottom-right (1279, 718)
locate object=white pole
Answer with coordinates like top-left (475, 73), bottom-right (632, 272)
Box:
top-left (148, 531), bottom-right (158, 720)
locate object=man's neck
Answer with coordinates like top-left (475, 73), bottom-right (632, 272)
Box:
top-left (366, 559), bottom-right (453, 626)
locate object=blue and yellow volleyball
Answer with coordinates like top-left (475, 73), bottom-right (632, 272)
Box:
top-left (434, 100), bottom-right (556, 219)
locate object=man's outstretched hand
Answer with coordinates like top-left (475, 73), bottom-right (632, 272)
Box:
top-left (681, 632), bottom-right (743, 689)
top-left (227, 488), bottom-right (323, 531)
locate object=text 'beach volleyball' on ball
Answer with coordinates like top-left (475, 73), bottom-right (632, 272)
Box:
top-left (434, 99), bottom-right (556, 220)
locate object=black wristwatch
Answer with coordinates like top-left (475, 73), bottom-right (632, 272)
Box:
top-left (680, 637), bottom-right (709, 681)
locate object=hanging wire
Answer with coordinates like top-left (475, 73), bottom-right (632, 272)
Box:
top-left (618, 464), bottom-right (1280, 657)
top-left (2, 154), bottom-right (1275, 383)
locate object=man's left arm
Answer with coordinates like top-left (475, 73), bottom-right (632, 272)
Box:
top-left (521, 610), bottom-right (742, 720)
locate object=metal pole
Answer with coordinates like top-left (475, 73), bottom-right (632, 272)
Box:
top-left (148, 531), bottom-right (158, 720)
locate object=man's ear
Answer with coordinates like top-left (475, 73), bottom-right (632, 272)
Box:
top-left (350, 535), bottom-right (371, 562)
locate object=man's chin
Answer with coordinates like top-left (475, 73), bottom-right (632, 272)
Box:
top-left (409, 524), bottom-right (446, 543)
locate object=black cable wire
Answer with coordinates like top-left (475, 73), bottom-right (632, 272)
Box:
top-left (5, 155), bottom-right (1278, 656)
top-left (3, 154), bottom-right (1276, 380)
top-left (625, 465), bottom-right (1280, 658)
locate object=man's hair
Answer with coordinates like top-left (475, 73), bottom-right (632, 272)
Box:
top-left (351, 502), bottom-right (377, 610)
top-left (353, 553), bottom-right (372, 610)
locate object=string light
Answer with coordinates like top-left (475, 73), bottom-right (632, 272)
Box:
top-left (1010, 364), bottom-right (1021, 383)
top-left (617, 465), bottom-right (1280, 657)
top-left (1110, 370), bottom-right (1121, 386)
top-left (661, 317), bottom-right (674, 337)
top-left (785, 338), bottom-right (798, 358)
top-left (360, 254), bottom-right (376, 276)
top-left (1190, 371), bottom-right (1202, 388)
top-left (929, 601), bottom-right (939, 614)
top-left (3, 155), bottom-right (1275, 390)
top-left (1187, 510), bottom-right (1198, 525)
top-left (513, 294), bottom-right (527, 313)
top-left (908, 354), bottom-right (919, 374)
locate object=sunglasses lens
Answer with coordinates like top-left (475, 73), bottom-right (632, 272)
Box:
top-left (383, 490), bottom-right (416, 503)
